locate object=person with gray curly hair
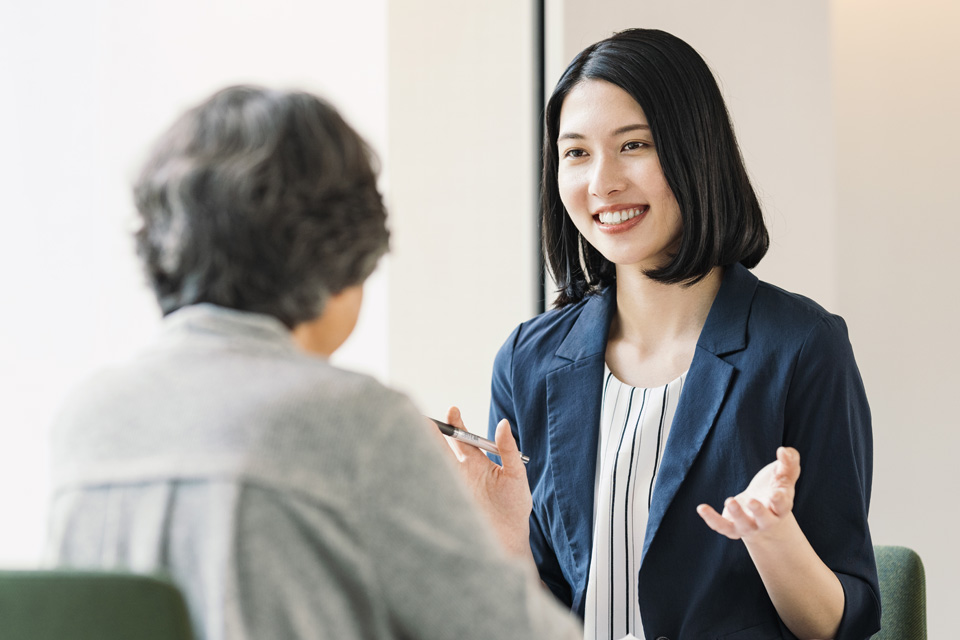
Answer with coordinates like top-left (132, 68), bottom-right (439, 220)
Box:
top-left (45, 86), bottom-right (581, 640)
top-left (133, 85), bottom-right (388, 333)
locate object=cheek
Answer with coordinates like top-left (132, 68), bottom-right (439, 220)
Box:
top-left (639, 165), bottom-right (680, 212)
top-left (557, 169), bottom-right (584, 212)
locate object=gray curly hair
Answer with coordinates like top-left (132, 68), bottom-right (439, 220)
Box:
top-left (133, 85), bottom-right (389, 328)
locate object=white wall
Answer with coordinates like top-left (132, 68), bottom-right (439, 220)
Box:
top-left (834, 1), bottom-right (960, 635)
top-left (0, 0), bottom-right (389, 566)
top-left (386, 0), bottom-right (539, 427)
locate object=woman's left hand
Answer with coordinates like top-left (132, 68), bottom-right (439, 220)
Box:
top-left (696, 447), bottom-right (846, 638)
top-left (696, 446), bottom-right (801, 542)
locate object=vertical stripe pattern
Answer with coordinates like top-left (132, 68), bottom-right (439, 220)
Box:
top-left (584, 365), bottom-right (686, 640)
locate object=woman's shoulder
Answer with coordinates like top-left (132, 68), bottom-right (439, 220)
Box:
top-left (718, 263), bottom-right (841, 332)
top-left (752, 278), bottom-right (848, 335)
top-left (496, 288), bottom-right (611, 363)
top-left (741, 277), bottom-right (856, 364)
top-left (702, 265), bottom-right (855, 362)
top-left (519, 292), bottom-right (600, 335)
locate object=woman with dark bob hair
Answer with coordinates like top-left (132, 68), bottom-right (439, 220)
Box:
top-left (446, 28), bottom-right (880, 640)
top-left (45, 86), bottom-right (581, 640)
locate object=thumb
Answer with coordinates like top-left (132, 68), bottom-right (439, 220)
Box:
top-left (493, 419), bottom-right (523, 472)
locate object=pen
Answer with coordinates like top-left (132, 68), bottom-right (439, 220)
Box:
top-left (430, 418), bottom-right (531, 464)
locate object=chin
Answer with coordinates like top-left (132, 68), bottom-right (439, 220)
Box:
top-left (597, 250), bottom-right (664, 269)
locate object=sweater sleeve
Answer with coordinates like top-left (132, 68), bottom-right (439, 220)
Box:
top-left (359, 391), bottom-right (582, 640)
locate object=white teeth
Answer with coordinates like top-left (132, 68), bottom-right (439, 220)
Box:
top-left (598, 207), bottom-right (644, 225)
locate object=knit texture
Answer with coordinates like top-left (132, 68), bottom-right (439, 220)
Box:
top-left (46, 304), bottom-right (580, 640)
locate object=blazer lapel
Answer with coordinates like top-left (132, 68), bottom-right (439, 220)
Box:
top-left (641, 264), bottom-right (759, 564)
top-left (545, 289), bottom-right (616, 598)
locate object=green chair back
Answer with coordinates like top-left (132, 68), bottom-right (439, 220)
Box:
top-left (872, 545), bottom-right (927, 640)
top-left (0, 570), bottom-right (194, 640)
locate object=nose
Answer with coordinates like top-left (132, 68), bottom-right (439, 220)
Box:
top-left (588, 153), bottom-right (627, 198)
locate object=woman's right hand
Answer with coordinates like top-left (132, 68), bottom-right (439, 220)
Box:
top-left (442, 406), bottom-right (534, 561)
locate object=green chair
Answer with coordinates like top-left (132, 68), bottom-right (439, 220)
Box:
top-left (873, 545), bottom-right (927, 640)
top-left (0, 570), bottom-right (194, 640)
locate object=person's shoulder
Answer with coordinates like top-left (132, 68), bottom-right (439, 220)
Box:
top-left (751, 278), bottom-right (850, 344)
top-left (498, 289), bottom-right (608, 360)
top-left (222, 359), bottom-right (424, 490)
top-left (50, 359), bottom-right (148, 428)
top-left (283, 355), bottom-right (415, 419)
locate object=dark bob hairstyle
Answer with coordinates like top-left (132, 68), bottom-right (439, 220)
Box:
top-left (543, 28), bottom-right (768, 307)
top-left (133, 85), bottom-right (389, 328)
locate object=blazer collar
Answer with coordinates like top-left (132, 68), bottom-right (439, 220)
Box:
top-left (555, 287), bottom-right (617, 362)
top-left (554, 263), bottom-right (758, 363)
top-left (696, 263), bottom-right (757, 356)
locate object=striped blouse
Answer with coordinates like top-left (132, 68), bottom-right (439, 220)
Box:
top-left (583, 365), bottom-right (687, 640)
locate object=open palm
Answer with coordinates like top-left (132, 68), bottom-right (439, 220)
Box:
top-left (696, 447), bottom-right (801, 541)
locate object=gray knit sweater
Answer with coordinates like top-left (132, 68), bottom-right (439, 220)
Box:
top-left (46, 304), bottom-right (581, 640)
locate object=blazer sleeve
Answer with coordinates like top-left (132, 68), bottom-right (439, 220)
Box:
top-left (783, 314), bottom-right (882, 639)
top-left (488, 326), bottom-right (573, 608)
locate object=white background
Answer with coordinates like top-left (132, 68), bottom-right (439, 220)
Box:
top-left (1, 1), bottom-right (955, 637)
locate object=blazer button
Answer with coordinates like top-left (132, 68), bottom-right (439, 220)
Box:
top-left (655, 637), bottom-right (670, 640)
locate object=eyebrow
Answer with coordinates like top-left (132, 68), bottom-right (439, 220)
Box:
top-left (557, 123), bottom-right (650, 142)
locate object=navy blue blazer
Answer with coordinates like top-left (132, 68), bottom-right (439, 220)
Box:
top-left (488, 264), bottom-right (881, 640)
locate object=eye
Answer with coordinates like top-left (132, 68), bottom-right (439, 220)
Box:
top-left (622, 140), bottom-right (648, 152)
top-left (561, 148), bottom-right (587, 159)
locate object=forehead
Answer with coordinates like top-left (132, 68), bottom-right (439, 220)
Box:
top-left (558, 79), bottom-right (648, 136)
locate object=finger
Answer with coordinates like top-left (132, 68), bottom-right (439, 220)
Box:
top-left (696, 504), bottom-right (741, 540)
top-left (442, 406), bottom-right (491, 464)
top-left (775, 446), bottom-right (801, 487)
top-left (441, 406), bottom-right (472, 461)
top-left (768, 486), bottom-right (794, 516)
top-left (493, 419), bottom-right (523, 473)
top-left (446, 406), bottom-right (465, 429)
top-left (425, 415), bottom-right (456, 454)
top-left (746, 498), bottom-right (779, 530)
top-left (724, 497), bottom-right (758, 534)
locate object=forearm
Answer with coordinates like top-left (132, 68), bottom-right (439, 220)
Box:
top-left (743, 512), bottom-right (844, 639)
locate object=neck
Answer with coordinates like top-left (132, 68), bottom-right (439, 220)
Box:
top-left (612, 265), bottom-right (724, 347)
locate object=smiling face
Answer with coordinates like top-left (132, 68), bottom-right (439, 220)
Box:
top-left (557, 79), bottom-right (682, 272)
